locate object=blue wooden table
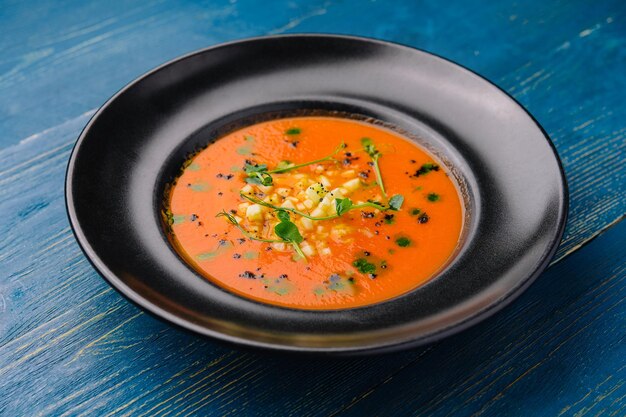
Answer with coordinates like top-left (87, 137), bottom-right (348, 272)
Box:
top-left (1, 1), bottom-right (625, 415)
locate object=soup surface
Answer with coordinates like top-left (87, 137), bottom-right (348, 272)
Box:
top-left (165, 117), bottom-right (463, 309)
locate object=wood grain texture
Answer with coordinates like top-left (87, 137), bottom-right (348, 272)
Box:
top-left (0, 0), bottom-right (625, 416)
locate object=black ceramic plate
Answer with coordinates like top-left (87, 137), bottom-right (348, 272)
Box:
top-left (66, 35), bottom-right (568, 354)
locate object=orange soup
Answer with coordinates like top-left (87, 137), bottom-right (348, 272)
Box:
top-left (164, 117), bottom-right (463, 309)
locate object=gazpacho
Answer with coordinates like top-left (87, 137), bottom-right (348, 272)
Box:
top-left (164, 116), bottom-right (463, 309)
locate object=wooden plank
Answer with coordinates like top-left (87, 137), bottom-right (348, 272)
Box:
top-left (0, 0), bottom-right (625, 416)
top-left (332, 218), bottom-right (626, 417)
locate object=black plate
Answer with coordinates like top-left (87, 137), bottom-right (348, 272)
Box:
top-left (66, 35), bottom-right (568, 354)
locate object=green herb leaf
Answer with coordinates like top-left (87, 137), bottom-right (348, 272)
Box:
top-left (244, 163), bottom-right (273, 185)
top-left (335, 198), bottom-right (353, 216)
top-left (236, 146), bottom-right (252, 155)
top-left (285, 127), bottom-right (301, 135)
top-left (427, 193), bottom-right (440, 202)
top-left (188, 182), bottom-right (209, 192)
top-left (274, 221), bottom-right (303, 244)
top-left (244, 163), bottom-right (268, 173)
top-left (361, 137), bottom-right (378, 157)
top-left (410, 208), bottom-right (421, 216)
top-left (259, 172), bottom-right (273, 186)
top-left (395, 236), bottom-right (411, 247)
top-left (388, 194), bottom-right (404, 210)
top-left (414, 163), bottom-right (440, 177)
top-left (243, 251), bottom-right (259, 259)
top-left (172, 215), bottom-right (186, 224)
top-left (353, 258), bottom-right (377, 274)
top-left (276, 210), bottom-right (290, 222)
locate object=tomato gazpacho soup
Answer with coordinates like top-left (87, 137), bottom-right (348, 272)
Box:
top-left (164, 116), bottom-right (464, 309)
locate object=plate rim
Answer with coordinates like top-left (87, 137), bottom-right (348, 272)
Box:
top-left (65, 33), bottom-right (569, 354)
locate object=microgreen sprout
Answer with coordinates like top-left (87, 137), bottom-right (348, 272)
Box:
top-left (361, 137), bottom-right (387, 199)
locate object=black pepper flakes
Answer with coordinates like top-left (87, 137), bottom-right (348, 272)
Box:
top-left (233, 253), bottom-right (242, 259)
top-left (218, 239), bottom-right (227, 246)
top-left (361, 211), bottom-right (375, 219)
top-left (237, 238), bottom-right (246, 244)
top-left (239, 271), bottom-right (256, 279)
top-left (418, 213), bottom-right (430, 223)
top-left (216, 173), bottom-right (223, 178)
top-left (279, 274), bottom-right (288, 279)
